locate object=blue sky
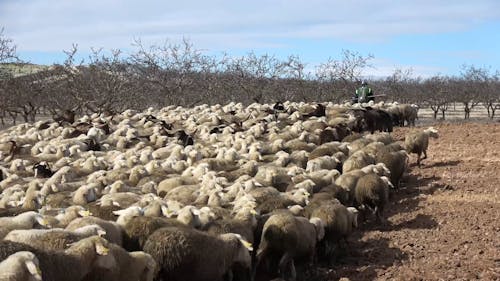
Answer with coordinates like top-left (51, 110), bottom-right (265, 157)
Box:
top-left (1, 0), bottom-right (499, 78)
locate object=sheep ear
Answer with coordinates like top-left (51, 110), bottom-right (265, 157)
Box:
top-left (237, 237), bottom-right (253, 252)
top-left (161, 205), bottom-right (175, 218)
top-left (97, 229), bottom-right (107, 237)
top-left (191, 209), bottom-right (201, 216)
top-left (112, 201), bottom-right (121, 207)
top-left (78, 210), bottom-right (92, 217)
top-left (95, 241), bottom-right (110, 256)
top-left (25, 260), bottom-right (42, 281)
top-left (112, 209), bottom-right (124, 216)
top-left (35, 215), bottom-right (49, 227)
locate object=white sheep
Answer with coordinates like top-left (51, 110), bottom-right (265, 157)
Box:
top-left (0, 251), bottom-right (42, 281)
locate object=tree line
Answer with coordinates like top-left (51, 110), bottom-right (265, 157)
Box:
top-left (1, 29), bottom-right (499, 125)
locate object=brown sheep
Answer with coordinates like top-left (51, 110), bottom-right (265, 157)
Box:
top-left (122, 216), bottom-right (186, 251)
top-left (353, 173), bottom-right (390, 223)
top-left (0, 236), bottom-right (117, 281)
top-left (143, 226), bottom-right (252, 281)
top-left (375, 150), bottom-right (409, 188)
top-left (404, 127), bottom-right (439, 167)
top-left (255, 211), bottom-right (324, 281)
top-left (309, 202), bottom-right (358, 260)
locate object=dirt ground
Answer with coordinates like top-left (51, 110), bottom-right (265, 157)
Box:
top-left (314, 122), bottom-right (500, 281)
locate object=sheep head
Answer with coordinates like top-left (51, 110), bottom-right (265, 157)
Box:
top-left (220, 233), bottom-right (253, 268)
top-left (12, 251), bottom-right (42, 281)
top-left (425, 127), bottom-right (439, 138)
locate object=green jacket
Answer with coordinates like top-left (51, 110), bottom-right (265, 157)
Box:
top-left (356, 86), bottom-right (373, 102)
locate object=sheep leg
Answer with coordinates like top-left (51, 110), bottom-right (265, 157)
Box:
top-left (253, 248), bottom-right (267, 279)
top-left (289, 260), bottom-right (297, 281)
top-left (225, 269), bottom-right (234, 281)
top-left (373, 206), bottom-right (380, 222)
top-left (374, 206), bottom-right (387, 225)
top-left (422, 150), bottom-right (428, 160)
top-left (278, 252), bottom-right (293, 280)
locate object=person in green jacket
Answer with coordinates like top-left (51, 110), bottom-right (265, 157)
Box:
top-left (353, 81), bottom-right (374, 103)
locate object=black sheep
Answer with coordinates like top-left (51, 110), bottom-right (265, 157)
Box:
top-left (33, 162), bottom-right (54, 178)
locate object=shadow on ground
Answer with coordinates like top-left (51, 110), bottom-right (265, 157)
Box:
top-left (306, 165), bottom-right (445, 281)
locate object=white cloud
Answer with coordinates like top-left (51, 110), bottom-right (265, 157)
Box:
top-left (1, 0), bottom-right (499, 52)
top-left (362, 58), bottom-right (447, 78)
top-left (1, 0), bottom-right (499, 77)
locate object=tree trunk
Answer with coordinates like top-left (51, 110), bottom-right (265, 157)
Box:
top-left (7, 111), bottom-right (18, 125)
top-left (462, 102), bottom-right (470, 119)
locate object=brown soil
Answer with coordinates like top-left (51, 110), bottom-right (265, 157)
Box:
top-left (317, 122), bottom-right (500, 281)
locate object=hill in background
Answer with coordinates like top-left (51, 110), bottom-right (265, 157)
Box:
top-left (0, 63), bottom-right (50, 79)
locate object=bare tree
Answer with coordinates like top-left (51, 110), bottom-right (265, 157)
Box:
top-left (0, 28), bottom-right (17, 63)
top-left (130, 38), bottom-right (210, 106)
top-left (384, 68), bottom-right (414, 103)
top-left (458, 65), bottom-right (489, 119)
top-left (315, 49), bottom-right (374, 102)
top-left (422, 76), bottom-right (450, 119)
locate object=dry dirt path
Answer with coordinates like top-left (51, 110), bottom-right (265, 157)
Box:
top-left (316, 122), bottom-right (500, 281)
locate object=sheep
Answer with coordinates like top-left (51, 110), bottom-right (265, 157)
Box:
top-left (308, 202), bottom-right (358, 260)
top-left (122, 216), bottom-right (187, 251)
top-left (0, 185), bottom-right (26, 209)
top-left (72, 184), bottom-right (99, 206)
top-left (143, 226), bottom-right (252, 281)
top-left (174, 205), bottom-right (202, 228)
top-left (112, 205), bottom-right (145, 226)
top-left (65, 216), bottom-right (124, 246)
top-left (156, 176), bottom-right (199, 197)
top-left (255, 189), bottom-right (310, 215)
top-left (254, 166), bottom-right (293, 192)
top-left (142, 199), bottom-right (170, 217)
top-left (309, 142), bottom-right (348, 160)
top-left (374, 149), bottom-right (409, 189)
top-left (0, 211), bottom-right (49, 239)
top-left (81, 243), bottom-right (157, 281)
top-left (305, 155), bottom-right (340, 173)
top-left (202, 218), bottom-right (255, 247)
top-left (4, 225), bottom-right (107, 251)
top-left (364, 132), bottom-right (394, 145)
top-left (352, 173), bottom-right (390, 223)
top-left (33, 162), bottom-right (54, 178)
top-left (0, 251), bottom-right (42, 281)
top-left (98, 192), bottom-right (142, 208)
top-left (254, 211), bottom-right (324, 281)
top-left (217, 160), bottom-right (258, 182)
top-left (342, 150), bottom-right (376, 173)
top-left (84, 203), bottom-right (122, 221)
top-left (404, 127), bottom-right (439, 167)
top-left (0, 236), bottom-right (117, 281)
top-left (334, 163), bottom-right (390, 204)
top-left (396, 103), bottom-right (418, 126)
top-left (50, 206), bottom-right (92, 228)
top-left (318, 124), bottom-right (351, 144)
top-left (306, 169), bottom-right (340, 191)
top-left (362, 107), bottom-right (393, 133)
top-left (283, 139), bottom-right (316, 153)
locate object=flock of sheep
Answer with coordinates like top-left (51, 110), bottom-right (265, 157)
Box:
top-left (0, 100), bottom-right (438, 281)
